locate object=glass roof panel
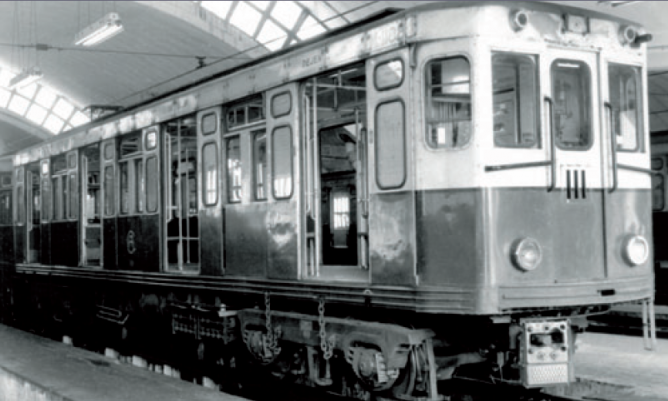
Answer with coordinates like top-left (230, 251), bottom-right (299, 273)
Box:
top-left (7, 95), bottom-right (30, 116)
top-left (272, 1), bottom-right (303, 30)
top-left (0, 71), bottom-right (15, 88)
top-left (17, 83), bottom-right (37, 100)
top-left (0, 88), bottom-right (10, 108)
top-left (297, 15), bottom-right (326, 40)
top-left (35, 87), bottom-right (57, 109)
top-left (43, 114), bottom-right (65, 134)
top-left (53, 98), bottom-right (75, 120)
top-left (230, 2), bottom-right (263, 37)
top-left (26, 104), bottom-right (48, 126)
top-left (0, 65), bottom-right (87, 135)
top-left (257, 18), bottom-right (287, 51)
top-left (251, 1), bottom-right (272, 11)
top-left (201, 1), bottom-right (233, 19)
top-left (69, 111), bottom-right (91, 128)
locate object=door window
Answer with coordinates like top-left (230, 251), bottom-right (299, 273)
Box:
top-left (551, 60), bottom-right (592, 150)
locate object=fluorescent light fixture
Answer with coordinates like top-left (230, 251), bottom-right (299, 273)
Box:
top-left (74, 12), bottom-right (124, 47)
top-left (9, 66), bottom-right (43, 89)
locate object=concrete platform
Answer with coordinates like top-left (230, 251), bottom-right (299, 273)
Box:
top-left (0, 324), bottom-right (245, 401)
top-left (567, 331), bottom-right (668, 401)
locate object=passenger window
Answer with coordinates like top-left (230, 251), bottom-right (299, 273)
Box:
top-left (0, 191), bottom-right (11, 225)
top-left (53, 176), bottom-right (63, 220)
top-left (376, 100), bottom-right (406, 189)
top-left (609, 63), bottom-right (643, 152)
top-left (146, 157), bottom-right (158, 212)
top-left (202, 143), bottom-right (218, 206)
top-left (226, 137), bottom-right (242, 203)
top-left (68, 173), bottom-right (78, 219)
top-left (426, 57), bottom-right (472, 149)
top-left (332, 191), bottom-right (350, 230)
top-left (492, 53), bottom-right (540, 148)
top-left (551, 60), bottom-right (592, 150)
top-left (119, 161), bottom-right (130, 214)
top-left (135, 159), bottom-right (144, 213)
top-left (16, 184), bottom-right (24, 224)
top-left (226, 95), bottom-right (265, 130)
top-left (41, 177), bottom-right (50, 222)
top-left (272, 126), bottom-right (293, 199)
top-left (375, 59), bottom-right (404, 90)
top-left (15, 168), bottom-right (24, 225)
top-left (253, 131), bottom-right (267, 200)
top-left (271, 92), bottom-right (291, 118)
top-left (104, 166), bottom-right (115, 216)
top-left (120, 132), bottom-right (142, 157)
top-left (201, 113), bottom-right (217, 135)
top-left (51, 155), bottom-right (68, 221)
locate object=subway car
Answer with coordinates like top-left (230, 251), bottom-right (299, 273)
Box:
top-left (0, 2), bottom-right (654, 399)
top-left (651, 138), bottom-right (668, 305)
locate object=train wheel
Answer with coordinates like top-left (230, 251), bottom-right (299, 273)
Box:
top-left (345, 344), bottom-right (400, 392)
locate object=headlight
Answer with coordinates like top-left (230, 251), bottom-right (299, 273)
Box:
top-left (509, 9), bottom-right (528, 32)
top-left (512, 238), bottom-right (542, 272)
top-left (619, 25), bottom-right (637, 45)
top-left (622, 235), bottom-right (649, 266)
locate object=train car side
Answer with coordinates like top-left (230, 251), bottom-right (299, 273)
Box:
top-left (1, 2), bottom-right (655, 398)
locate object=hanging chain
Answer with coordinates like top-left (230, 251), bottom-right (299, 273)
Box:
top-left (264, 292), bottom-right (281, 358)
top-left (318, 297), bottom-right (334, 360)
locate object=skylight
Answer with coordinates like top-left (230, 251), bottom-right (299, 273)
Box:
top-left (0, 66), bottom-right (90, 135)
top-left (232, 2), bottom-right (263, 37)
top-left (272, 1), bottom-right (302, 30)
top-left (200, 1), bottom-right (332, 52)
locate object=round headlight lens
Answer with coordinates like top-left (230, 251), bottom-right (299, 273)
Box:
top-left (623, 235), bottom-right (649, 266)
top-left (512, 238), bottom-right (542, 272)
top-left (509, 9), bottom-right (528, 32)
top-left (619, 25), bottom-right (637, 45)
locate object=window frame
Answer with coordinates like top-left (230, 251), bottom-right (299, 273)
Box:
top-left (608, 62), bottom-right (644, 153)
top-left (103, 164), bottom-right (116, 217)
top-left (145, 155), bottom-right (159, 213)
top-left (225, 135), bottom-right (243, 204)
top-left (50, 154), bottom-right (73, 222)
top-left (225, 94), bottom-right (266, 132)
top-left (202, 142), bottom-right (219, 207)
top-left (0, 189), bottom-right (12, 226)
top-left (550, 58), bottom-right (594, 152)
top-left (252, 130), bottom-right (268, 201)
top-left (270, 91), bottom-right (292, 119)
top-left (374, 58), bottom-right (405, 91)
top-left (201, 112), bottom-right (218, 136)
top-left (15, 167), bottom-right (25, 226)
top-left (272, 124), bottom-right (294, 200)
top-left (424, 55), bottom-right (474, 150)
top-left (375, 98), bottom-right (407, 190)
top-left (492, 52), bottom-right (541, 149)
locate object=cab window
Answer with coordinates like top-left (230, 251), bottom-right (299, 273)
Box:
top-left (609, 63), bottom-right (643, 152)
top-left (551, 60), bottom-right (592, 150)
top-left (492, 53), bottom-right (540, 148)
top-left (425, 57), bottom-right (472, 149)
